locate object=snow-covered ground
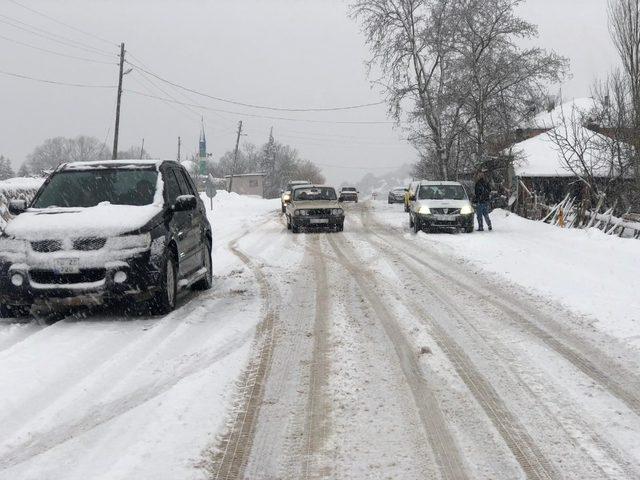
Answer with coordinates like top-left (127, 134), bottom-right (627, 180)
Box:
top-left (2, 194), bottom-right (640, 480)
top-left (0, 192), bottom-right (278, 480)
top-left (372, 202), bottom-right (640, 349)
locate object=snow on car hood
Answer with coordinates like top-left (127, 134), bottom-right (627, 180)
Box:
top-left (4, 202), bottom-right (163, 240)
top-left (416, 199), bottom-right (471, 209)
top-left (291, 200), bottom-right (341, 209)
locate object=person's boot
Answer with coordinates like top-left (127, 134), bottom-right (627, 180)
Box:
top-left (488, 225), bottom-right (492, 231)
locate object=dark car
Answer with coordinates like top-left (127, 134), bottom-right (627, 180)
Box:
top-left (388, 187), bottom-right (406, 204)
top-left (0, 160), bottom-right (212, 317)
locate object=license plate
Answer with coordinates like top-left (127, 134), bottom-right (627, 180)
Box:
top-left (433, 214), bottom-right (456, 221)
top-left (310, 218), bottom-right (329, 224)
top-left (54, 258), bottom-right (80, 274)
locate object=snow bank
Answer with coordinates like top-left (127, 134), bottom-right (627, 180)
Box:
top-left (374, 204), bottom-right (640, 346)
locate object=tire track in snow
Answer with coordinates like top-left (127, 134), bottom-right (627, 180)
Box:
top-left (301, 235), bottom-right (332, 480)
top-left (209, 237), bottom-right (280, 480)
top-left (0, 324), bottom-right (253, 471)
top-left (362, 206), bottom-right (640, 418)
top-left (326, 234), bottom-right (470, 480)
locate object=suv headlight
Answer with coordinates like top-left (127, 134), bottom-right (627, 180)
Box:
top-left (418, 206), bottom-right (431, 215)
top-left (109, 233), bottom-right (152, 251)
top-left (0, 237), bottom-right (26, 254)
top-left (460, 205), bottom-right (474, 215)
top-left (283, 193), bottom-right (291, 201)
top-left (331, 209), bottom-right (344, 216)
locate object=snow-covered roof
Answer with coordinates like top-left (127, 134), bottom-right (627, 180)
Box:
top-left (63, 159), bottom-right (164, 170)
top-left (507, 126), bottom-right (614, 178)
top-left (528, 98), bottom-right (596, 129)
top-left (418, 180), bottom-right (465, 186)
top-left (223, 172), bottom-right (266, 178)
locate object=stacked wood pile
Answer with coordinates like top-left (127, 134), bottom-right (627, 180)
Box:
top-left (542, 194), bottom-right (640, 239)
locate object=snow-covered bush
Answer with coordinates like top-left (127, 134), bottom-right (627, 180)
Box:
top-left (0, 177), bottom-right (45, 232)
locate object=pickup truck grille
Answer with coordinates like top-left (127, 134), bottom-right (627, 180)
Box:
top-left (31, 240), bottom-right (62, 252)
top-left (431, 208), bottom-right (461, 215)
top-left (30, 269), bottom-right (106, 285)
top-left (73, 237), bottom-right (106, 251)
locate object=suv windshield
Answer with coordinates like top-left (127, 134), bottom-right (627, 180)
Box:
top-left (342, 187), bottom-right (356, 192)
top-left (32, 169), bottom-right (158, 208)
top-left (418, 184), bottom-right (467, 201)
top-left (293, 187), bottom-right (337, 201)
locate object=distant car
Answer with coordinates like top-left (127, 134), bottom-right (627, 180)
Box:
top-left (339, 186), bottom-right (359, 203)
top-left (281, 180), bottom-right (310, 213)
top-left (408, 181), bottom-right (474, 233)
top-left (388, 187), bottom-right (407, 204)
top-left (285, 185), bottom-right (345, 233)
top-left (0, 160), bottom-right (213, 317)
top-left (404, 181), bottom-right (421, 212)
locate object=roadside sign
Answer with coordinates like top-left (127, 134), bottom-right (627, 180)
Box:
top-left (205, 175), bottom-right (217, 210)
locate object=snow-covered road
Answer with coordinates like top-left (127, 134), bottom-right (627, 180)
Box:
top-left (1, 197), bottom-right (639, 479)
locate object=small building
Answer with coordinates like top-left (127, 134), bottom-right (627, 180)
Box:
top-left (225, 173), bottom-right (266, 197)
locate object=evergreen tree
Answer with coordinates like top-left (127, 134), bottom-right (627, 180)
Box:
top-left (0, 156), bottom-right (15, 180)
top-left (17, 163), bottom-right (30, 177)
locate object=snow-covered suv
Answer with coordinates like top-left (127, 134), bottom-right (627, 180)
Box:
top-left (0, 160), bottom-right (212, 317)
top-left (408, 181), bottom-right (474, 233)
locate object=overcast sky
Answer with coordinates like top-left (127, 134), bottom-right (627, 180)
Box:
top-left (0, 0), bottom-right (620, 184)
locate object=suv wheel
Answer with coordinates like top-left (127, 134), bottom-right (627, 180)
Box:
top-left (151, 251), bottom-right (177, 315)
top-left (193, 243), bottom-right (213, 290)
top-left (286, 215), bottom-right (292, 230)
top-left (409, 214), bottom-right (414, 228)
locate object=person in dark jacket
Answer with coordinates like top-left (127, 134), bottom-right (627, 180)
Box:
top-left (474, 170), bottom-right (493, 231)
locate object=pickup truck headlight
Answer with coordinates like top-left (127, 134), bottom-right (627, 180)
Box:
top-left (331, 209), bottom-right (344, 216)
top-left (109, 233), bottom-right (152, 251)
top-left (0, 237), bottom-right (27, 254)
top-left (460, 205), bottom-right (474, 215)
top-left (418, 206), bottom-right (431, 215)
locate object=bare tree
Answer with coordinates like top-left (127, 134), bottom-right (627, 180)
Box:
top-left (455, 0), bottom-right (568, 163)
top-left (352, 0), bottom-right (566, 180)
top-left (609, 0), bottom-right (640, 190)
top-left (545, 103), bottom-right (611, 195)
top-left (352, 0), bottom-right (466, 179)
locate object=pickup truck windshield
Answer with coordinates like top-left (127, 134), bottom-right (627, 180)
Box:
top-left (293, 187), bottom-right (337, 201)
top-left (418, 184), bottom-right (467, 200)
top-left (32, 169), bottom-right (158, 208)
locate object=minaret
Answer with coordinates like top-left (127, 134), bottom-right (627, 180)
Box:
top-left (198, 117), bottom-right (207, 176)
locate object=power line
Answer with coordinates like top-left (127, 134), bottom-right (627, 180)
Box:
top-left (0, 33), bottom-right (116, 65)
top-left (0, 14), bottom-right (115, 58)
top-left (125, 59), bottom-right (386, 113)
top-left (125, 89), bottom-right (395, 125)
top-left (6, 0), bottom-right (117, 48)
top-left (0, 69), bottom-right (116, 88)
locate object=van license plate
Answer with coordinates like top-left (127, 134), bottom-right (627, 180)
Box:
top-left (434, 214), bottom-right (456, 221)
top-left (54, 258), bottom-right (80, 274)
top-left (310, 218), bottom-right (329, 224)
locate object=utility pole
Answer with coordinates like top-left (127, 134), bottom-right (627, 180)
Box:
top-left (112, 42), bottom-right (125, 160)
top-left (228, 120), bottom-right (243, 193)
top-left (139, 138), bottom-right (145, 159)
top-left (177, 136), bottom-right (181, 162)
